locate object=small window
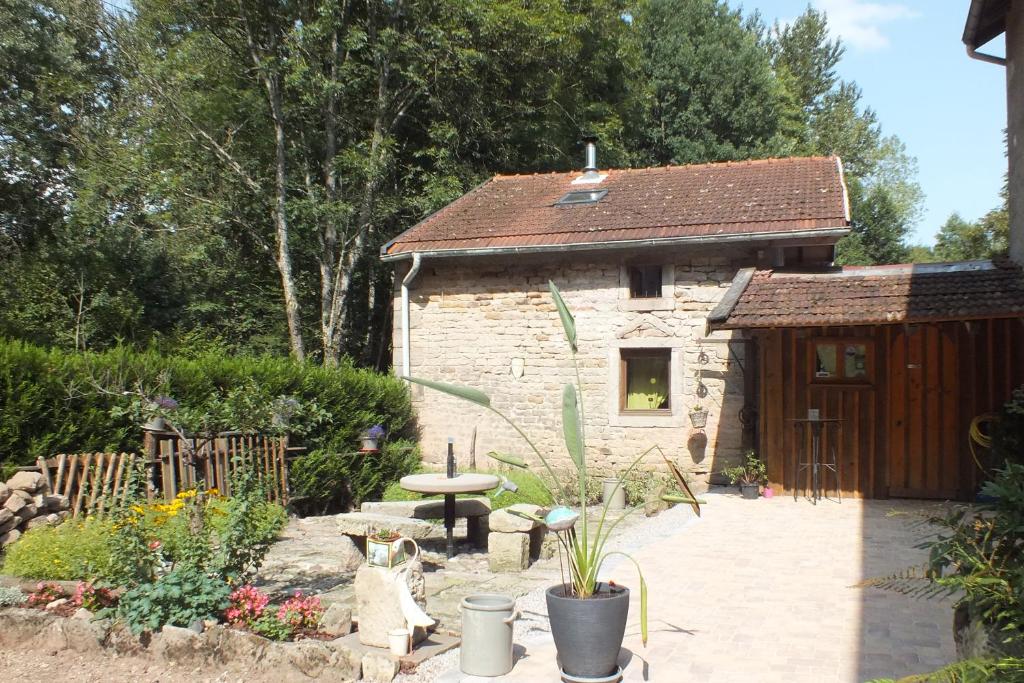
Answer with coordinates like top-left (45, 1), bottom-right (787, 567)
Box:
top-left (628, 265), bottom-right (662, 298)
top-left (556, 189), bottom-right (608, 206)
top-left (620, 349), bottom-right (671, 411)
top-left (812, 340), bottom-right (870, 382)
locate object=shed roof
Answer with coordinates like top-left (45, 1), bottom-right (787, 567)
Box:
top-left (709, 260), bottom-right (1024, 329)
top-left (382, 156), bottom-right (849, 260)
top-left (963, 0), bottom-right (1008, 49)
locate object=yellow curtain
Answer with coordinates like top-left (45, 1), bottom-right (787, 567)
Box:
top-left (626, 357), bottom-right (668, 409)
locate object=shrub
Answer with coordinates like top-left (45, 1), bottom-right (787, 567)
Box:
top-left (250, 613), bottom-right (294, 641)
top-left (117, 566), bottom-right (231, 634)
top-left (0, 586), bottom-right (26, 606)
top-left (2, 518), bottom-right (114, 580)
top-left (27, 581), bottom-right (67, 607)
top-left (992, 385), bottom-right (1024, 467)
top-left (72, 581), bottom-right (117, 611)
top-left (225, 585), bottom-right (269, 626)
top-left (0, 338), bottom-right (413, 469)
top-left (276, 591), bottom-right (323, 630)
top-left (292, 439), bottom-right (421, 514)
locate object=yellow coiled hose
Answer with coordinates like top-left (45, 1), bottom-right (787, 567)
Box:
top-left (969, 414), bottom-right (996, 472)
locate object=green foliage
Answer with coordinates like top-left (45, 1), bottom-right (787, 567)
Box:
top-left (721, 450), bottom-right (767, 486)
top-left (0, 338), bottom-right (413, 466)
top-left (290, 439), bottom-right (420, 514)
top-left (250, 613), bottom-right (294, 641)
top-left (106, 462), bottom-right (158, 586)
top-left (2, 517), bottom-right (115, 581)
top-left (0, 586), bottom-right (27, 607)
top-left (631, 0), bottom-right (796, 165)
top-left (116, 566), bottom-right (231, 634)
top-left (867, 657), bottom-right (1024, 682)
top-left (993, 386), bottom-right (1024, 468)
top-left (212, 464), bottom-right (287, 581)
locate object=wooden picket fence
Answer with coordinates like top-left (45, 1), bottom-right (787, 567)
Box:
top-left (147, 432), bottom-right (289, 504)
top-left (36, 453), bottom-right (140, 518)
top-left (33, 433), bottom-right (290, 517)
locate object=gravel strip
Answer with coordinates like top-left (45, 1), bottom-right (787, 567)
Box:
top-left (395, 503), bottom-right (701, 682)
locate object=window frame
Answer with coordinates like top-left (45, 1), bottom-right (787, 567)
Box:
top-left (627, 265), bottom-right (664, 299)
top-left (555, 189), bottom-right (608, 206)
top-left (617, 264), bottom-right (675, 312)
top-left (809, 338), bottom-right (874, 385)
top-left (619, 348), bottom-right (672, 414)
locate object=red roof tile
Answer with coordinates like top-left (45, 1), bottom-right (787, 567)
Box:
top-left (383, 156), bottom-right (849, 258)
top-left (712, 260), bottom-right (1024, 329)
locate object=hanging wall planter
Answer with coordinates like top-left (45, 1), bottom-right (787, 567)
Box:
top-left (360, 425), bottom-right (386, 452)
top-left (688, 407), bottom-right (708, 428)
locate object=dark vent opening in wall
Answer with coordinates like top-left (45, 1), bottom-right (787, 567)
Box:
top-left (555, 189), bottom-right (608, 206)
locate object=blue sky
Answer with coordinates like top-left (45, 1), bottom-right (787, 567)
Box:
top-left (741, 0), bottom-right (1007, 245)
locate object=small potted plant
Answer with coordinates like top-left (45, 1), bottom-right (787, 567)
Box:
top-left (360, 424), bottom-right (386, 452)
top-left (689, 403), bottom-right (708, 428)
top-left (722, 450), bottom-right (767, 499)
top-left (367, 528), bottom-right (406, 567)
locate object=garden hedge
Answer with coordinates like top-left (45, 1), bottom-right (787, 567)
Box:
top-left (0, 339), bottom-right (417, 507)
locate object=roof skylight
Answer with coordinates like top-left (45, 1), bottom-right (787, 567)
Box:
top-left (556, 189), bottom-right (608, 206)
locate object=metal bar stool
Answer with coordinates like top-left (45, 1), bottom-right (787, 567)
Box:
top-left (789, 418), bottom-right (842, 504)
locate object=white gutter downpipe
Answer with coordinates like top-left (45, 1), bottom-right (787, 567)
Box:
top-left (401, 252), bottom-right (422, 379)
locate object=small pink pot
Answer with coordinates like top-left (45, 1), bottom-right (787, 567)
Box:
top-left (762, 487), bottom-right (774, 499)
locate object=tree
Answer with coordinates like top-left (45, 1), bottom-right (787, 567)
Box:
top-left (629, 0), bottom-right (799, 165)
top-left (836, 180), bottom-right (910, 265)
top-left (933, 205), bottom-right (1009, 262)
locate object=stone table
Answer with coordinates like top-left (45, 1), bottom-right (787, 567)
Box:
top-left (399, 473), bottom-right (499, 558)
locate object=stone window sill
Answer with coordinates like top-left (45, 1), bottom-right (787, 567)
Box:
top-left (617, 298), bottom-right (675, 312)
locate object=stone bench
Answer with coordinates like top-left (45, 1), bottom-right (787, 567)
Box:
top-left (359, 498), bottom-right (490, 547)
top-left (487, 503), bottom-right (547, 572)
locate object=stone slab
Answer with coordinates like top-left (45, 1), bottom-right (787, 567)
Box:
top-left (361, 497), bottom-right (491, 520)
top-left (335, 512), bottom-right (438, 540)
top-left (488, 504), bottom-right (543, 533)
top-left (333, 629), bottom-right (460, 668)
top-left (354, 562), bottom-right (429, 648)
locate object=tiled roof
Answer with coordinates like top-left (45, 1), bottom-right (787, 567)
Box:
top-left (383, 156), bottom-right (849, 258)
top-left (712, 260), bottom-right (1024, 329)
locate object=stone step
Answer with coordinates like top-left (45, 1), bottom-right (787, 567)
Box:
top-left (360, 497), bottom-right (491, 520)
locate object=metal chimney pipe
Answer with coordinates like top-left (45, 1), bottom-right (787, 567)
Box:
top-left (582, 135), bottom-right (598, 172)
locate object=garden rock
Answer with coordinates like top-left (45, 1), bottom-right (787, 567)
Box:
top-left (0, 482), bottom-right (9, 505)
top-left (0, 508), bottom-right (13, 528)
top-left (320, 601), bottom-right (352, 636)
top-left (0, 529), bottom-right (21, 546)
top-left (645, 483), bottom-right (670, 517)
top-left (354, 561), bottom-right (428, 648)
top-left (25, 514), bottom-right (58, 530)
top-left (42, 494), bottom-right (70, 511)
top-left (153, 625), bottom-right (201, 663)
top-left (15, 502), bottom-right (38, 520)
top-left (487, 532), bottom-right (530, 572)
top-left (7, 471), bottom-right (45, 493)
top-left (362, 651), bottom-right (400, 683)
top-left (3, 494), bottom-right (25, 514)
top-left (488, 504), bottom-right (543, 533)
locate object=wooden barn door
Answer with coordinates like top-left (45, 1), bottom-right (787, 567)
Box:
top-left (887, 325), bottom-right (960, 498)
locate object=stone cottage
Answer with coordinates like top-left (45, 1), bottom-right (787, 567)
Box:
top-left (380, 145), bottom-right (850, 488)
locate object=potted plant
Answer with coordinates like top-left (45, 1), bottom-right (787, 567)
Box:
top-left (360, 424), bottom-right (386, 452)
top-left (366, 528), bottom-right (406, 567)
top-left (407, 282), bottom-right (702, 681)
top-left (722, 450), bottom-right (767, 499)
top-left (688, 403), bottom-right (708, 428)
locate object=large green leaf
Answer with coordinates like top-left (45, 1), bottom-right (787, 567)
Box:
top-left (548, 281), bottom-right (577, 352)
top-left (404, 376), bottom-right (491, 408)
top-left (561, 383), bottom-right (583, 471)
top-left (486, 451), bottom-right (528, 468)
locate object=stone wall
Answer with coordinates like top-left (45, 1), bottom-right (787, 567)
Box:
top-left (393, 247), bottom-right (755, 489)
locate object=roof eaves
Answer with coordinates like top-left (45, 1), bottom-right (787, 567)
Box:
top-left (379, 226), bottom-right (851, 262)
top-left (963, 0), bottom-right (1008, 48)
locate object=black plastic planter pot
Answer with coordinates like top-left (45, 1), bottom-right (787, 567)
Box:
top-left (546, 582), bottom-right (629, 679)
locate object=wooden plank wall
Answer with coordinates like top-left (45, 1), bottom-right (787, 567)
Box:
top-left (756, 317), bottom-right (1024, 500)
